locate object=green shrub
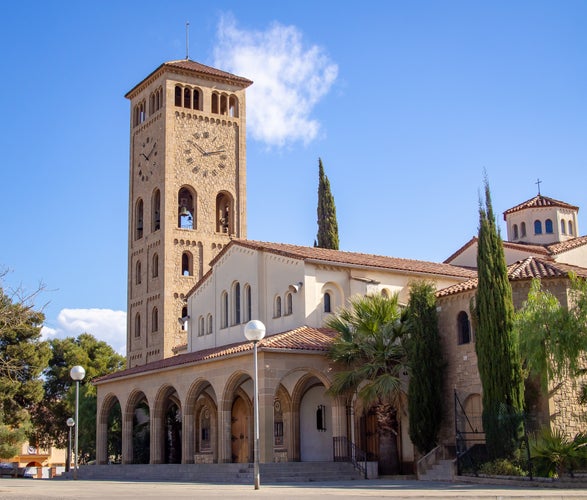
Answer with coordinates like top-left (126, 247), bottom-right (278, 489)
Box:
top-left (530, 427), bottom-right (577, 478)
top-left (479, 458), bottom-right (527, 477)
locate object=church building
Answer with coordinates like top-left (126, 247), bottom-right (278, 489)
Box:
top-left (94, 59), bottom-right (587, 476)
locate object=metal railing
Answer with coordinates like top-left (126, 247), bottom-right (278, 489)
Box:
top-left (333, 436), bottom-right (368, 478)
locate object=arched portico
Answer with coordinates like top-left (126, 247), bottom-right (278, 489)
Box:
top-left (152, 384), bottom-right (182, 464)
top-left (184, 378), bottom-right (218, 464)
top-left (96, 393), bottom-right (122, 465)
top-left (124, 390), bottom-right (150, 464)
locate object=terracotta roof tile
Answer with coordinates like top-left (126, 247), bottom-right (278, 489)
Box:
top-left (211, 240), bottom-right (477, 279)
top-left (94, 326), bottom-right (337, 384)
top-left (503, 194), bottom-right (578, 219)
top-left (546, 235), bottom-right (587, 255)
top-left (436, 257), bottom-right (587, 297)
top-left (126, 59), bottom-right (252, 98)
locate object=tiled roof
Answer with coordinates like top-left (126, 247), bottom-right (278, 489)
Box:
top-left (443, 237), bottom-right (550, 264)
top-left (436, 257), bottom-right (587, 297)
top-left (503, 194), bottom-right (578, 218)
top-left (125, 59), bottom-right (252, 98)
top-left (94, 326), bottom-right (337, 384)
top-left (212, 240), bottom-right (477, 279)
top-left (546, 235), bottom-right (587, 255)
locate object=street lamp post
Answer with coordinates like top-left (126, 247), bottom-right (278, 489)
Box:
top-left (70, 365), bottom-right (86, 480)
top-left (66, 418), bottom-right (75, 472)
top-left (244, 320), bottom-right (266, 490)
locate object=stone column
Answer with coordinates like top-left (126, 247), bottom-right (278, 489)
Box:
top-left (121, 410), bottom-right (133, 464)
top-left (217, 407), bottom-right (232, 463)
top-left (183, 409), bottom-right (194, 464)
top-left (95, 406), bottom-right (108, 465)
top-left (150, 414), bottom-right (163, 464)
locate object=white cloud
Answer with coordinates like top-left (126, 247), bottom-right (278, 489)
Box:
top-left (214, 14), bottom-right (338, 148)
top-left (42, 308), bottom-right (127, 355)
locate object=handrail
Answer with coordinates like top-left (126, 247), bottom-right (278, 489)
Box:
top-left (333, 436), bottom-right (368, 479)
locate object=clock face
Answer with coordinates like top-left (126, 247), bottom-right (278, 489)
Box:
top-left (177, 119), bottom-right (236, 179)
top-left (136, 135), bottom-right (158, 182)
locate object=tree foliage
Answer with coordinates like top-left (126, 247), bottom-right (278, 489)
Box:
top-left (515, 275), bottom-right (587, 389)
top-left (474, 178), bottom-right (525, 459)
top-left (405, 281), bottom-right (444, 454)
top-left (326, 293), bottom-right (407, 473)
top-left (31, 333), bottom-right (125, 462)
top-left (316, 158), bottom-right (339, 250)
top-left (0, 276), bottom-right (50, 458)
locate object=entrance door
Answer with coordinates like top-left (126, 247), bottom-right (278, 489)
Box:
top-left (231, 397), bottom-right (250, 462)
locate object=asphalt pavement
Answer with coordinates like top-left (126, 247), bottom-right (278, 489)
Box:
top-left (1, 478), bottom-right (587, 500)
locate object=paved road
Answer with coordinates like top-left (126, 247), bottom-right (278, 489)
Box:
top-left (1, 478), bottom-right (587, 500)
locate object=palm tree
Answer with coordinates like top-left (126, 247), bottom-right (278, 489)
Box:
top-left (326, 293), bottom-right (407, 474)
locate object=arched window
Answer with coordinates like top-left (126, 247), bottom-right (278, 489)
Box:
top-left (274, 296), bottom-right (282, 318)
top-left (175, 86), bottom-right (182, 106)
top-left (207, 314), bottom-right (213, 335)
top-left (135, 260), bottom-right (142, 285)
top-left (513, 224), bottom-right (519, 240)
top-left (152, 253), bottom-right (159, 278)
top-left (561, 219), bottom-right (567, 234)
top-left (521, 222), bottom-right (527, 237)
top-left (193, 88), bottom-right (201, 110)
top-left (151, 307), bottom-right (158, 332)
top-left (229, 95), bottom-right (238, 117)
top-left (285, 292), bottom-right (293, 315)
top-left (244, 284), bottom-right (252, 322)
top-left (324, 292), bottom-right (332, 313)
top-left (182, 252), bottom-right (193, 276)
top-left (569, 221), bottom-right (574, 235)
top-left (184, 88), bottom-right (191, 109)
top-left (381, 288), bottom-right (390, 298)
top-left (545, 219), bottom-right (553, 234)
top-left (151, 189), bottom-right (161, 232)
top-left (457, 311), bottom-right (471, 344)
top-left (221, 291), bottom-right (228, 328)
top-left (135, 199), bottom-right (144, 240)
top-left (134, 313), bottom-right (141, 338)
top-left (233, 282), bottom-right (241, 325)
top-left (181, 306), bottom-right (188, 331)
top-left (178, 187), bottom-right (195, 229)
top-left (216, 192), bottom-right (233, 234)
top-left (534, 220), bottom-right (542, 235)
top-left (198, 316), bottom-right (205, 337)
top-left (211, 93), bottom-right (219, 114)
top-left (220, 94), bottom-right (228, 115)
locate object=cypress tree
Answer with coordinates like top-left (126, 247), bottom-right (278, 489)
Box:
top-left (406, 281), bottom-right (444, 455)
top-left (475, 178), bottom-right (524, 459)
top-left (316, 158), bottom-right (339, 250)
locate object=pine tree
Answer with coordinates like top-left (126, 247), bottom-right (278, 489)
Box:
top-left (475, 178), bottom-right (524, 459)
top-left (406, 281), bottom-right (444, 454)
top-left (316, 158), bottom-right (339, 250)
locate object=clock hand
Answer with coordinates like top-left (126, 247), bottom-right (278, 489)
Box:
top-left (141, 153), bottom-right (148, 160)
top-left (193, 143), bottom-right (207, 155)
top-left (145, 143), bottom-right (157, 160)
top-left (206, 149), bottom-right (226, 155)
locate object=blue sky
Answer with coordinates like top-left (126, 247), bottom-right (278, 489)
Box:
top-left (1, 1), bottom-right (585, 354)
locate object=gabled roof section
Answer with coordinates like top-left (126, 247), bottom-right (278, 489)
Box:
top-left (546, 235), bottom-right (587, 255)
top-left (209, 239), bottom-right (476, 279)
top-left (443, 236), bottom-right (551, 264)
top-left (436, 257), bottom-right (587, 298)
top-left (94, 326), bottom-right (336, 384)
top-left (503, 194), bottom-right (579, 220)
top-left (125, 59), bottom-right (253, 99)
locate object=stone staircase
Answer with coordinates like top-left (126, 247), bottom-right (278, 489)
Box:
top-left (56, 461), bottom-right (364, 483)
top-left (416, 446), bottom-right (456, 482)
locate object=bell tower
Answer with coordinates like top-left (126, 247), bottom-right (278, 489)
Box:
top-left (125, 60), bottom-right (253, 367)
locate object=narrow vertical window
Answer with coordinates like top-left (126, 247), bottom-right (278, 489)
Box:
top-left (184, 88), bottom-right (191, 109)
top-left (513, 224), bottom-right (518, 240)
top-left (561, 219), bottom-right (566, 234)
top-left (324, 292), bottom-right (331, 313)
top-left (545, 219), bottom-right (553, 234)
top-left (193, 89), bottom-right (200, 110)
top-left (221, 291), bottom-right (228, 328)
top-left (285, 292), bottom-right (293, 315)
top-left (175, 86), bottom-right (182, 106)
top-left (136, 260), bottom-right (142, 285)
top-left (207, 314), bottom-right (213, 335)
top-left (135, 199), bottom-right (144, 240)
top-left (234, 282), bottom-right (241, 325)
top-left (534, 220), bottom-right (542, 235)
top-left (211, 93), bottom-right (219, 114)
top-left (182, 252), bottom-right (193, 276)
top-left (181, 306), bottom-right (188, 331)
top-left (198, 316), bottom-right (204, 337)
top-left (521, 222), bottom-right (527, 237)
top-left (244, 284), bottom-right (252, 322)
top-left (151, 307), bottom-right (158, 332)
top-left (274, 296), bottom-right (282, 318)
top-left (152, 253), bottom-right (159, 278)
top-left (152, 189), bottom-right (161, 232)
top-left (134, 313), bottom-right (141, 338)
top-left (457, 311), bottom-right (471, 344)
top-left (569, 221), bottom-right (574, 235)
